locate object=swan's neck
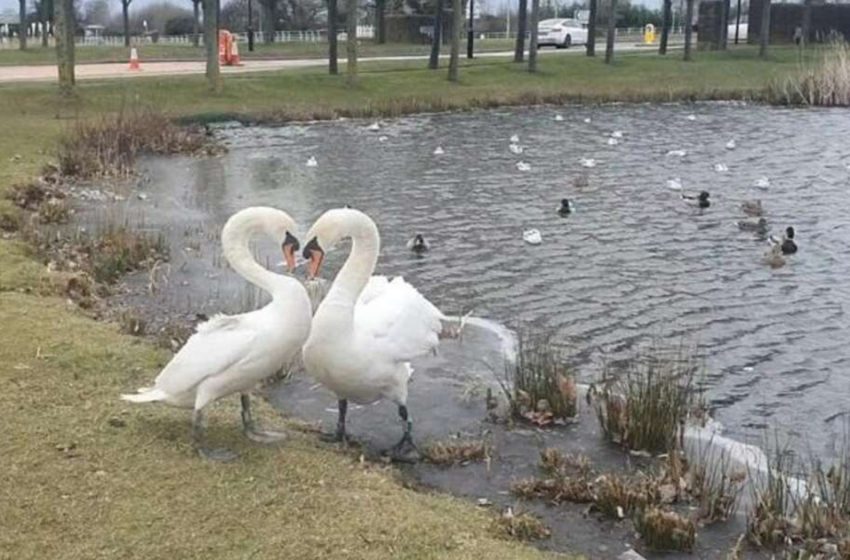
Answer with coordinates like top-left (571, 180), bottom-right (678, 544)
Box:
top-left (329, 216), bottom-right (379, 304)
top-left (223, 226), bottom-right (293, 300)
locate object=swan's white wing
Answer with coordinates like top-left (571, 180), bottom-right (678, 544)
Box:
top-left (153, 314), bottom-right (257, 397)
top-left (358, 275), bottom-right (391, 305)
top-left (354, 277), bottom-right (445, 362)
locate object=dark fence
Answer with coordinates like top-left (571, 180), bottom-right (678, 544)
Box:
top-left (749, 0), bottom-right (850, 45)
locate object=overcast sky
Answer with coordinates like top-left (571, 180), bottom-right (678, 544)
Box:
top-left (0, 0), bottom-right (664, 18)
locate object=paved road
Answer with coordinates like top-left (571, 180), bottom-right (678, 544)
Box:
top-left (0, 44), bottom-right (654, 84)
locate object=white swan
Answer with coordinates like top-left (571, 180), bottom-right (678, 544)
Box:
top-left (433, 146), bottom-right (445, 155)
top-left (607, 137), bottom-right (619, 146)
top-left (121, 207), bottom-right (312, 461)
top-left (367, 122), bottom-right (381, 131)
top-left (714, 163), bottom-right (729, 172)
top-left (301, 208), bottom-right (445, 460)
top-left (554, 114), bottom-right (564, 122)
top-left (667, 178), bottom-right (683, 190)
top-left (755, 176), bottom-right (771, 189)
top-left (580, 157), bottom-right (597, 168)
top-left (516, 161), bottom-right (531, 171)
top-left (725, 139), bottom-right (737, 150)
top-left (523, 228), bottom-right (542, 245)
top-left (306, 156), bottom-right (318, 167)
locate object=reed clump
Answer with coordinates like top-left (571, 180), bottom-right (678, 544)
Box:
top-left (492, 508), bottom-right (551, 542)
top-left (769, 40), bottom-right (850, 106)
top-left (422, 438), bottom-right (492, 466)
top-left (635, 507), bottom-right (696, 552)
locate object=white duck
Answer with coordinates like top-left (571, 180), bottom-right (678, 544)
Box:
top-left (301, 208), bottom-right (445, 460)
top-left (121, 207), bottom-right (312, 461)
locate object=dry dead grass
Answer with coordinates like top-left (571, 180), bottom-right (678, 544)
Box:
top-left (0, 292), bottom-right (565, 560)
top-left (422, 438), bottom-right (492, 466)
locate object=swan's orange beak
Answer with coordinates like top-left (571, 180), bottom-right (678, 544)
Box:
top-left (282, 232), bottom-right (299, 273)
top-left (303, 237), bottom-right (324, 280)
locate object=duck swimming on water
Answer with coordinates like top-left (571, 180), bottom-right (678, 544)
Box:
top-left (737, 217), bottom-right (768, 235)
top-left (770, 226), bottom-right (798, 255)
top-left (682, 191), bottom-right (710, 209)
top-left (741, 200), bottom-right (763, 217)
top-left (557, 198), bottom-right (574, 216)
top-left (407, 234), bottom-right (430, 254)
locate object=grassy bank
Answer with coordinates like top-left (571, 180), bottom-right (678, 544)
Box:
top-left (0, 39), bottom-right (516, 66)
top-left (0, 45), bottom-right (809, 558)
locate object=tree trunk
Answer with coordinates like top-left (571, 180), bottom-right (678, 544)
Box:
top-left (514, 0), bottom-right (527, 62)
top-left (586, 0), bottom-right (596, 56)
top-left (659, 0), bottom-right (671, 54)
top-left (19, 0), bottom-right (27, 50)
top-left (41, 0), bottom-right (48, 47)
top-left (328, 0), bottom-right (338, 74)
top-left (759, 0), bottom-right (770, 59)
top-left (801, 0), bottom-right (811, 47)
top-left (345, 0), bottom-right (357, 86)
top-left (604, 0), bottom-right (616, 64)
top-left (262, 1), bottom-right (275, 43)
top-left (54, 0), bottom-right (74, 96)
top-left (683, 0), bottom-right (694, 60)
top-left (528, 0), bottom-right (539, 72)
top-left (448, 0), bottom-right (461, 81)
top-left (375, 0), bottom-right (386, 44)
top-left (192, 0), bottom-right (200, 47)
top-left (428, 0), bottom-right (443, 69)
top-left (466, 0), bottom-right (473, 58)
top-left (203, 0), bottom-right (220, 91)
top-left (719, 0), bottom-right (729, 49)
top-left (122, 0), bottom-right (131, 47)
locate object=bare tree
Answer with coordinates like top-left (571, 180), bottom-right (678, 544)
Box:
top-left (39, 0), bottom-right (52, 47)
top-left (328, 0), bottom-right (338, 74)
top-left (19, 0), bottom-right (28, 50)
top-left (448, 0), bottom-right (461, 81)
top-left (345, 0), bottom-right (357, 86)
top-left (759, 0), bottom-right (770, 59)
top-left (586, 0), bottom-right (596, 56)
top-left (375, 0), bottom-right (386, 43)
top-left (203, 0), bottom-right (220, 91)
top-left (683, 0), bottom-right (693, 60)
top-left (513, 0), bottom-right (527, 62)
top-left (192, 0), bottom-right (200, 46)
top-left (659, 0), bottom-right (671, 54)
top-left (528, 0), bottom-right (539, 72)
top-left (55, 0), bottom-right (74, 95)
top-left (428, 0), bottom-right (443, 69)
top-left (604, 0), bottom-right (616, 64)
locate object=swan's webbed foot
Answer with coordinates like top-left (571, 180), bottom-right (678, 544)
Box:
top-left (241, 394), bottom-right (287, 445)
top-left (192, 409), bottom-right (239, 462)
top-left (388, 405), bottom-right (421, 463)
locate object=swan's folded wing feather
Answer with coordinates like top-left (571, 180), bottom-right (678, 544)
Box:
top-left (357, 275), bottom-right (391, 305)
top-left (354, 277), bottom-right (445, 362)
top-left (153, 314), bottom-right (258, 397)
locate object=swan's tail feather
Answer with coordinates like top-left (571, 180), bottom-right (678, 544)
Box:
top-left (121, 388), bottom-right (167, 403)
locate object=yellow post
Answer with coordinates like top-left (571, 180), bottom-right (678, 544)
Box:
top-left (644, 23), bottom-right (656, 43)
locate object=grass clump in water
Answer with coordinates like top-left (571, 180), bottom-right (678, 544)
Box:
top-left (498, 331), bottom-right (577, 427)
top-left (422, 438), bottom-right (492, 466)
top-left (58, 110), bottom-right (218, 178)
top-left (769, 40), bottom-right (850, 106)
top-left (591, 343), bottom-right (702, 455)
top-left (635, 507), bottom-right (696, 552)
top-left (493, 508), bottom-right (552, 542)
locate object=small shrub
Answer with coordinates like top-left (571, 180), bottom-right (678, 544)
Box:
top-left (746, 449), bottom-right (797, 550)
top-left (539, 448), bottom-right (592, 477)
top-left (422, 439), bottom-right (491, 466)
top-left (498, 331), bottom-right (577, 426)
top-left (493, 508), bottom-right (551, 541)
top-left (689, 446), bottom-right (745, 524)
top-left (37, 197), bottom-right (71, 225)
top-left (635, 507), bottom-right (696, 552)
top-left (85, 223), bottom-right (169, 284)
top-left (511, 475), bottom-right (595, 504)
top-left (592, 343), bottom-right (701, 454)
top-left (593, 473), bottom-right (660, 519)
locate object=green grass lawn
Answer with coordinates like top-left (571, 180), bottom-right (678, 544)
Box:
top-left (0, 45), bottom-right (810, 559)
top-left (0, 39), bottom-right (517, 66)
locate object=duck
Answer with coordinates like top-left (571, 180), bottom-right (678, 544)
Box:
top-left (764, 243), bottom-right (786, 268)
top-left (301, 209), bottom-right (446, 461)
top-left (516, 161), bottom-right (531, 172)
top-left (509, 144), bottom-right (524, 155)
top-left (121, 208), bottom-right (312, 461)
top-left (555, 114), bottom-right (564, 122)
top-left (769, 226), bottom-right (798, 255)
top-left (580, 158), bottom-right (597, 168)
top-left (682, 190), bottom-right (710, 208)
top-left (557, 198), bottom-right (574, 216)
top-left (522, 229), bottom-right (542, 245)
top-left (714, 163), bottom-right (729, 172)
top-left (667, 178), bottom-right (683, 191)
top-left (666, 149), bottom-right (687, 157)
top-left (433, 146), bottom-right (445, 156)
top-left (726, 139), bottom-right (737, 150)
top-left (741, 200), bottom-right (763, 217)
top-left (407, 234), bottom-right (430, 254)
top-left (607, 137), bottom-right (619, 146)
top-left (306, 156), bottom-right (318, 167)
top-left (737, 217), bottom-right (768, 234)
top-left (755, 176), bottom-right (771, 189)
top-left (510, 134), bottom-right (520, 143)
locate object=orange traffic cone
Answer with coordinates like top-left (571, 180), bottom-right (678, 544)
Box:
top-left (128, 47), bottom-right (140, 71)
top-left (230, 40), bottom-right (242, 66)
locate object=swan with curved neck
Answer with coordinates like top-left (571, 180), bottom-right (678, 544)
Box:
top-left (122, 207), bottom-right (313, 461)
top-left (302, 208), bottom-right (445, 460)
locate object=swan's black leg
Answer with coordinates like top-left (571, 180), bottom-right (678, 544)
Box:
top-left (192, 408), bottom-right (238, 462)
top-left (390, 405), bottom-right (420, 463)
top-left (321, 399), bottom-right (350, 444)
top-left (241, 393), bottom-right (287, 444)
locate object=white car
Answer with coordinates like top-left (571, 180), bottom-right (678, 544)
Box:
top-left (537, 18), bottom-right (588, 49)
